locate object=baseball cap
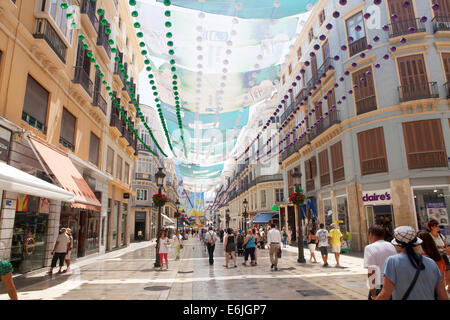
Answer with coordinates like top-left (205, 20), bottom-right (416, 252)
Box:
top-left (391, 226), bottom-right (422, 247)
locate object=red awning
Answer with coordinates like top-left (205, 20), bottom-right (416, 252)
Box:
top-left (29, 136), bottom-right (101, 211)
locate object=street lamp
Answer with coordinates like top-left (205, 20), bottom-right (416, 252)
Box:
top-left (154, 167), bottom-right (166, 268)
top-left (243, 198), bottom-right (248, 233)
top-left (175, 199), bottom-right (180, 232)
top-left (292, 167), bottom-right (306, 263)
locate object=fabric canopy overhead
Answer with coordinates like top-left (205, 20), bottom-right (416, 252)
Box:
top-left (252, 212), bottom-right (276, 224)
top-left (137, 0), bottom-right (316, 191)
top-left (29, 136), bottom-right (101, 210)
top-left (0, 161), bottom-right (75, 202)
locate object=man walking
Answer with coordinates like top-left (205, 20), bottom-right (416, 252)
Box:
top-left (206, 227), bottom-right (217, 265)
top-left (328, 223), bottom-right (344, 267)
top-left (316, 223), bottom-right (329, 267)
top-left (267, 224), bottom-right (282, 271)
top-left (364, 225), bottom-right (397, 300)
top-left (47, 228), bottom-right (71, 275)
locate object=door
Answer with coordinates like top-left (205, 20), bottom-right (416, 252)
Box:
top-left (78, 211), bottom-right (87, 257)
top-left (397, 54), bottom-right (429, 101)
top-left (366, 205), bottom-right (395, 242)
top-left (388, 0), bottom-right (416, 36)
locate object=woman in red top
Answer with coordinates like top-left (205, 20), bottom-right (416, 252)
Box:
top-left (418, 231), bottom-right (446, 276)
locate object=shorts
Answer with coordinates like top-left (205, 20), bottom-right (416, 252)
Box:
top-left (331, 245), bottom-right (340, 253)
top-left (51, 252), bottom-right (66, 268)
top-left (319, 246), bottom-right (328, 256)
top-left (308, 243), bottom-right (316, 252)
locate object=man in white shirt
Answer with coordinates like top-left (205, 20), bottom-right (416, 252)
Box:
top-left (267, 224), bottom-right (282, 270)
top-left (316, 223), bottom-right (329, 267)
top-left (47, 228), bottom-right (71, 275)
top-left (206, 227), bottom-right (217, 265)
top-left (363, 225), bottom-right (397, 300)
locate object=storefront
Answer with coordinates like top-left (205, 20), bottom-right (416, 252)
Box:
top-left (362, 189), bottom-right (394, 242)
top-left (413, 185), bottom-right (450, 238)
top-left (135, 211), bottom-right (146, 241)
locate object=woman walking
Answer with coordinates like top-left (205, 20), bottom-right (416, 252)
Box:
top-left (158, 230), bottom-right (170, 270)
top-left (174, 230), bottom-right (184, 261)
top-left (223, 228), bottom-right (237, 268)
top-left (418, 230), bottom-right (446, 277)
top-left (0, 241), bottom-right (18, 300)
top-left (307, 229), bottom-right (318, 263)
top-left (281, 227), bottom-right (288, 248)
top-left (242, 230), bottom-right (257, 266)
top-left (63, 228), bottom-right (73, 273)
top-left (427, 219), bottom-right (450, 292)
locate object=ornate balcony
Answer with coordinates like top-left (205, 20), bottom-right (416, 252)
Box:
top-left (309, 110), bottom-right (340, 141)
top-left (388, 18), bottom-right (426, 38)
top-left (356, 94), bottom-right (377, 115)
top-left (73, 66), bottom-right (93, 97)
top-left (80, 0), bottom-right (99, 36)
top-left (92, 90), bottom-right (107, 115)
top-left (349, 37), bottom-right (367, 57)
top-left (97, 23), bottom-right (111, 59)
top-left (433, 16), bottom-right (450, 33)
top-left (398, 82), bottom-right (439, 102)
top-left (33, 18), bottom-right (67, 63)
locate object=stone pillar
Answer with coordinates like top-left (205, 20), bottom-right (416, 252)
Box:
top-left (45, 199), bottom-right (62, 266)
top-left (0, 191), bottom-right (18, 260)
top-left (331, 190), bottom-right (338, 223)
top-left (318, 193), bottom-right (324, 224)
top-left (284, 206), bottom-right (289, 232)
top-left (129, 208), bottom-right (135, 243)
top-left (124, 205), bottom-right (130, 247)
top-left (107, 186), bottom-right (115, 251)
top-left (117, 201), bottom-right (123, 248)
top-left (391, 178), bottom-right (416, 228)
top-left (145, 209), bottom-right (151, 241)
top-left (346, 184), bottom-right (366, 252)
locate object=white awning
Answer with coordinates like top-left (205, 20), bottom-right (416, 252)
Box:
top-left (0, 161), bottom-right (75, 202)
top-left (161, 213), bottom-right (175, 224)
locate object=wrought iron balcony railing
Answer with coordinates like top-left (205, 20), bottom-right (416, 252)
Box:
top-left (388, 18), bottom-right (426, 38)
top-left (33, 18), bottom-right (67, 63)
top-left (398, 82), bottom-right (439, 102)
top-left (433, 16), bottom-right (450, 33)
top-left (80, 0), bottom-right (99, 33)
top-left (93, 90), bottom-right (107, 115)
top-left (73, 66), bottom-right (93, 97)
top-left (349, 36), bottom-right (367, 57)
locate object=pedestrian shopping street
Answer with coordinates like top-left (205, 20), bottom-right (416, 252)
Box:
top-left (0, 237), bottom-right (369, 300)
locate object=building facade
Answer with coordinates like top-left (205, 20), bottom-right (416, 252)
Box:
top-left (0, 0), bottom-right (144, 274)
top-left (277, 0), bottom-right (450, 251)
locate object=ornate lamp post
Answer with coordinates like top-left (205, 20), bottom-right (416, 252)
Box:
top-left (154, 167), bottom-right (166, 268)
top-left (291, 167), bottom-right (306, 263)
top-left (225, 209), bottom-right (230, 229)
top-left (243, 198), bottom-right (248, 233)
top-left (175, 199), bottom-right (180, 231)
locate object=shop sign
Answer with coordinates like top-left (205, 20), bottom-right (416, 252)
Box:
top-left (362, 189), bottom-right (392, 205)
top-left (426, 203), bottom-right (448, 226)
top-left (4, 199), bottom-right (16, 209)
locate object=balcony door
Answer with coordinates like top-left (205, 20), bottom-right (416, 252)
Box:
top-left (388, 0), bottom-right (417, 36)
top-left (397, 54), bottom-right (430, 101)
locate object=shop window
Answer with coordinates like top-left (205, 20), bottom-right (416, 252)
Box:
top-left (106, 146), bottom-right (114, 174)
top-left (86, 212), bottom-right (100, 252)
top-left (121, 203), bottom-right (127, 246)
top-left (402, 119), bottom-right (448, 169)
top-left (337, 196), bottom-right (349, 234)
top-left (323, 198), bottom-right (333, 228)
top-left (89, 132), bottom-right (100, 166)
top-left (59, 107), bottom-right (76, 151)
top-left (353, 66), bottom-right (377, 115)
top-left (22, 75), bottom-right (49, 133)
top-left (112, 200), bottom-right (119, 248)
top-left (346, 12), bottom-right (366, 57)
top-left (414, 187), bottom-right (450, 231)
top-left (357, 127), bottom-right (388, 175)
top-left (116, 155), bottom-right (123, 181)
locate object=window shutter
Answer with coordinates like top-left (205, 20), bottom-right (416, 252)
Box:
top-left (357, 127), bottom-right (388, 175)
top-left (23, 75), bottom-right (49, 127)
top-left (305, 160), bottom-right (311, 180)
top-left (402, 119), bottom-right (448, 169)
top-left (397, 54), bottom-right (429, 99)
top-left (388, 0), bottom-right (415, 20)
top-left (322, 39), bottom-right (330, 62)
top-left (60, 108), bottom-right (76, 146)
top-left (327, 89), bottom-right (336, 111)
top-left (319, 149), bottom-right (330, 186)
top-left (311, 54), bottom-right (318, 79)
top-left (353, 66), bottom-right (377, 115)
top-left (442, 53), bottom-right (450, 82)
top-left (435, 0), bottom-right (450, 15)
top-left (330, 141), bottom-right (345, 182)
top-left (311, 156), bottom-right (317, 177)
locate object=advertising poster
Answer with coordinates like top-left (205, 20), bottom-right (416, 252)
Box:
top-left (426, 203), bottom-right (449, 226)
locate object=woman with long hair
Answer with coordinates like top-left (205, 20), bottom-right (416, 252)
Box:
top-left (223, 228), bottom-right (237, 268)
top-left (308, 229), bottom-right (318, 263)
top-left (427, 219), bottom-right (450, 292)
top-left (157, 230), bottom-right (170, 270)
top-left (418, 230), bottom-right (446, 279)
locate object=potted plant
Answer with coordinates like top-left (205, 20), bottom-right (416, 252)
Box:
top-left (152, 193), bottom-right (168, 207)
top-left (289, 190), bottom-right (306, 205)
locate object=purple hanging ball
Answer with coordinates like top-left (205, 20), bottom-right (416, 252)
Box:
top-left (352, 62), bottom-right (358, 67)
top-left (320, 116), bottom-right (324, 120)
top-left (320, 34), bottom-right (326, 41)
top-left (263, 126), bottom-right (266, 129)
top-left (305, 61), bottom-right (310, 66)
top-left (366, 70), bottom-right (372, 76)
top-left (324, 95), bottom-right (328, 100)
top-left (403, 1), bottom-right (411, 8)
top-left (382, 25), bottom-right (389, 31)
top-left (383, 54), bottom-right (390, 60)
top-left (308, 112), bottom-right (312, 116)
top-left (360, 52), bottom-right (366, 58)
top-left (339, 0), bottom-right (347, 5)
top-left (373, 36), bottom-right (380, 42)
top-left (326, 23), bottom-right (333, 30)
top-left (400, 37), bottom-right (407, 44)
top-left (420, 16), bottom-right (427, 23)
top-left (296, 75), bottom-right (301, 80)
top-left (409, 27), bottom-right (416, 33)
top-left (341, 45), bottom-right (347, 51)
top-left (375, 63), bottom-right (381, 69)
top-left (334, 83), bottom-right (339, 88)
top-left (348, 36), bottom-right (354, 42)
top-left (333, 11), bottom-right (340, 18)
top-left (344, 70), bottom-right (350, 76)
top-left (308, 92), bottom-right (312, 96)
top-left (334, 55), bottom-right (340, 61)
top-left (348, 90), bottom-right (353, 94)
top-left (284, 95), bottom-right (288, 99)
top-left (354, 84), bottom-right (359, 89)
top-left (310, 52), bottom-right (316, 57)
top-left (391, 14), bottom-right (398, 21)
top-left (390, 46), bottom-right (397, 52)
top-left (292, 82), bottom-right (297, 87)
top-left (314, 44), bottom-right (320, 51)
top-left (301, 120), bottom-right (304, 124)
top-left (433, 3), bottom-right (440, 11)
top-left (339, 77), bottom-right (345, 82)
top-left (281, 100), bottom-right (285, 104)
top-left (367, 44), bottom-right (373, 50)
top-left (355, 25), bottom-right (362, 32)
top-left (364, 13), bottom-right (371, 19)
top-left (374, 0), bottom-right (382, 4)
top-left (328, 90), bottom-right (333, 95)
top-left (342, 96), bottom-right (347, 100)
top-left (300, 69), bottom-right (306, 74)
top-left (324, 112), bottom-right (329, 116)
top-left (288, 88), bottom-right (293, 93)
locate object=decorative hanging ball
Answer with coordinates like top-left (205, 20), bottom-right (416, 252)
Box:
top-left (310, 52), bottom-right (316, 57)
top-left (360, 52), bottom-right (366, 58)
top-left (400, 37), bottom-right (407, 44)
top-left (420, 16), bottom-right (427, 23)
top-left (326, 23), bottom-right (333, 30)
top-left (305, 61), bottom-right (310, 66)
top-left (383, 25), bottom-right (389, 31)
top-left (364, 13), bottom-right (371, 19)
top-left (314, 44), bottom-right (320, 50)
top-left (355, 25), bottom-right (362, 32)
top-left (383, 54), bottom-right (390, 60)
top-left (374, 0), bottom-right (382, 4)
top-left (341, 45), bottom-right (347, 51)
top-left (391, 14), bottom-right (398, 21)
top-left (432, 3), bottom-right (440, 10)
top-left (390, 46), bottom-right (397, 52)
top-left (344, 70), bottom-right (350, 76)
top-left (319, 35), bottom-right (327, 41)
top-left (348, 36), bottom-right (354, 42)
top-left (292, 82), bottom-right (297, 87)
top-left (367, 44), bottom-right (373, 50)
top-left (408, 27), bottom-right (416, 33)
top-left (333, 11), bottom-right (340, 18)
top-left (334, 55), bottom-right (340, 61)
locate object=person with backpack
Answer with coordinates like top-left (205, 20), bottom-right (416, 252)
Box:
top-left (376, 226), bottom-right (448, 300)
top-left (427, 219), bottom-right (450, 293)
top-left (205, 227), bottom-right (217, 265)
top-left (316, 223), bottom-right (329, 267)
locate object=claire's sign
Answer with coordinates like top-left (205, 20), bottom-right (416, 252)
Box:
top-left (362, 189), bottom-right (392, 205)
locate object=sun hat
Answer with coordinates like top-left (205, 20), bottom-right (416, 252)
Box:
top-left (391, 226), bottom-right (422, 247)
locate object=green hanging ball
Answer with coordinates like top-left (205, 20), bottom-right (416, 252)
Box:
top-left (61, 2), bottom-right (69, 9)
top-left (172, 75), bottom-right (178, 79)
top-left (144, 59), bottom-right (150, 65)
top-left (134, 22), bottom-right (141, 28)
top-left (129, 0), bottom-right (137, 5)
top-left (78, 34), bottom-right (85, 41)
top-left (165, 10), bottom-right (171, 17)
top-left (153, 92), bottom-right (158, 96)
top-left (152, 86), bottom-right (156, 90)
top-left (105, 28), bottom-right (111, 34)
top-left (173, 86), bottom-right (178, 90)
top-left (126, 81), bottom-right (131, 86)
top-left (174, 91), bottom-right (179, 96)
top-left (164, 0), bottom-right (171, 6)
top-left (146, 66), bottom-right (151, 71)
top-left (106, 86), bottom-right (111, 91)
top-left (82, 43), bottom-right (89, 50)
top-left (90, 57), bottom-right (96, 63)
top-left (168, 49), bottom-right (174, 55)
top-left (97, 9), bottom-right (105, 16)
top-left (86, 51), bottom-right (93, 57)
top-left (124, 74), bottom-right (128, 79)
top-left (111, 47), bottom-right (117, 53)
top-left (132, 11), bottom-right (138, 17)
top-left (102, 80), bottom-right (107, 85)
top-left (71, 22), bottom-right (78, 29)
top-left (94, 64), bottom-right (100, 70)
top-left (66, 13), bottom-right (73, 19)
top-left (149, 80), bottom-right (155, 85)
top-left (171, 66), bottom-right (176, 72)
top-left (175, 96), bottom-right (179, 100)
top-left (139, 42), bottom-right (145, 47)
top-left (141, 50), bottom-right (147, 55)
top-left (170, 59), bottom-right (175, 65)
top-left (172, 81), bottom-right (177, 85)
top-left (108, 39), bottom-right (115, 45)
top-left (165, 21), bottom-right (172, 28)
top-left (167, 41), bottom-right (173, 47)
top-left (101, 19), bottom-right (108, 26)
top-left (166, 32), bottom-right (172, 38)
top-left (137, 32), bottom-right (143, 38)
top-left (114, 56), bottom-right (120, 62)
top-left (109, 92), bottom-right (113, 96)
top-left (99, 73), bottom-right (104, 78)
top-left (148, 74), bottom-right (154, 79)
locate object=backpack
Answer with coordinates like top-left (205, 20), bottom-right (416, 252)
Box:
top-left (207, 231), bottom-right (216, 245)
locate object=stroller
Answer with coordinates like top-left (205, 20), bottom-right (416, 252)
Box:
top-left (237, 234), bottom-right (245, 256)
